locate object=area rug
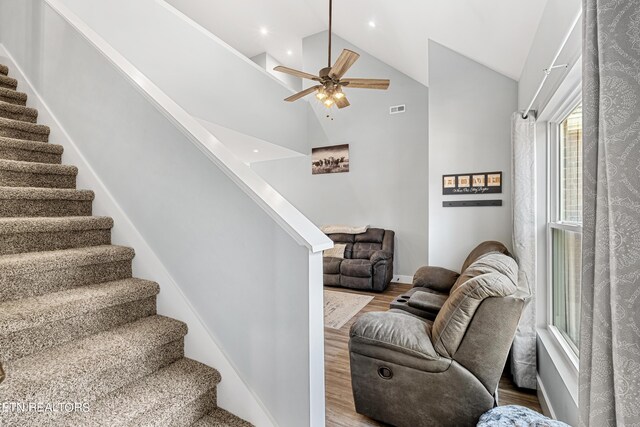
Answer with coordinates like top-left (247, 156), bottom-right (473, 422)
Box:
top-left (324, 290), bottom-right (373, 329)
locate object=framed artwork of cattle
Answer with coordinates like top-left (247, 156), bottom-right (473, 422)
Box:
top-left (312, 144), bottom-right (349, 175)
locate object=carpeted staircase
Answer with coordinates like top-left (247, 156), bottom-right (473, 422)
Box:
top-left (0, 64), bottom-right (252, 427)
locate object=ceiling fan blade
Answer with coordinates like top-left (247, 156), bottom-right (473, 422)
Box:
top-left (342, 78), bottom-right (390, 90)
top-left (335, 95), bottom-right (350, 109)
top-left (329, 49), bottom-right (360, 79)
top-left (274, 66), bottom-right (321, 81)
top-left (284, 85), bottom-right (322, 102)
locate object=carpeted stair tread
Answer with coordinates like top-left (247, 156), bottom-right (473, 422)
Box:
top-left (0, 278), bottom-right (159, 335)
top-left (0, 64), bottom-right (8, 76)
top-left (0, 116), bottom-right (49, 142)
top-left (0, 244), bottom-right (134, 273)
top-left (0, 136), bottom-right (63, 164)
top-left (1, 315), bottom-right (188, 402)
top-left (0, 74), bottom-right (18, 90)
top-left (0, 216), bottom-right (113, 255)
top-left (0, 135), bottom-right (63, 154)
top-left (0, 215), bottom-right (112, 234)
top-left (62, 358), bottom-right (221, 427)
top-left (0, 189), bottom-right (93, 217)
top-left (0, 158), bottom-right (77, 187)
top-left (0, 100), bottom-right (38, 123)
top-left (192, 408), bottom-right (254, 427)
top-left (0, 245), bottom-right (135, 301)
top-left (0, 186), bottom-right (92, 200)
top-left (0, 86), bottom-right (27, 106)
top-left (0, 158), bottom-right (76, 175)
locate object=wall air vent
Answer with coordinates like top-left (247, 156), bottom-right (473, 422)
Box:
top-left (389, 105), bottom-right (406, 115)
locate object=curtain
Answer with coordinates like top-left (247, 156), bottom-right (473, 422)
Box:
top-left (510, 113), bottom-right (537, 389)
top-left (580, 0), bottom-right (640, 425)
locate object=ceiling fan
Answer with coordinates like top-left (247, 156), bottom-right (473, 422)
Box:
top-left (273, 0), bottom-right (390, 109)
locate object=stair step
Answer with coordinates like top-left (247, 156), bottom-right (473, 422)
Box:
top-left (0, 244), bottom-right (134, 301)
top-left (0, 64), bottom-right (8, 76)
top-left (0, 186), bottom-right (93, 217)
top-left (192, 408), bottom-right (254, 427)
top-left (0, 158), bottom-right (77, 189)
top-left (0, 216), bottom-right (112, 255)
top-left (0, 74), bottom-right (18, 90)
top-left (0, 136), bottom-right (63, 164)
top-left (0, 116), bottom-right (49, 142)
top-left (1, 315), bottom-right (187, 426)
top-left (0, 278), bottom-right (159, 362)
top-left (0, 86), bottom-right (27, 106)
top-left (62, 358), bottom-right (221, 427)
top-left (0, 100), bottom-right (38, 123)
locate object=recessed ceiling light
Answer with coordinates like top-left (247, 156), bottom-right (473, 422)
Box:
top-left (287, 50), bottom-right (293, 56)
top-left (368, 20), bottom-right (376, 28)
top-left (253, 149), bottom-right (260, 153)
top-left (260, 27), bottom-right (268, 36)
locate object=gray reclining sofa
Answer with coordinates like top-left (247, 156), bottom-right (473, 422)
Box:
top-left (348, 241), bottom-right (525, 426)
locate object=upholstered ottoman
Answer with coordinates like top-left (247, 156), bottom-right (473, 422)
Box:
top-left (477, 405), bottom-right (570, 427)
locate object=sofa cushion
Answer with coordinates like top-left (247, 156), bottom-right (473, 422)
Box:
top-left (355, 228), bottom-right (385, 243)
top-left (327, 233), bottom-right (356, 244)
top-left (323, 274), bottom-right (341, 287)
top-left (460, 241), bottom-right (512, 272)
top-left (432, 272), bottom-right (517, 358)
top-left (341, 275), bottom-right (373, 290)
top-left (452, 252), bottom-right (518, 293)
top-left (323, 257), bottom-right (343, 274)
top-left (353, 242), bottom-right (382, 259)
top-left (341, 258), bottom-right (373, 277)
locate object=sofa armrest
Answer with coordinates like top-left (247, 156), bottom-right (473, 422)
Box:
top-left (413, 266), bottom-right (460, 293)
top-left (370, 250), bottom-right (392, 264)
top-left (350, 311), bottom-right (440, 360)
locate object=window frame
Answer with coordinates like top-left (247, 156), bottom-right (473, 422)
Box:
top-left (546, 88), bottom-right (582, 369)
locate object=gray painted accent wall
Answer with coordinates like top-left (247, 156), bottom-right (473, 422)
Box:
top-left (252, 31), bottom-right (429, 277)
top-left (428, 40), bottom-right (517, 271)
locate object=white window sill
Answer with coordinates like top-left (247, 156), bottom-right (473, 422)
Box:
top-left (537, 327), bottom-right (579, 406)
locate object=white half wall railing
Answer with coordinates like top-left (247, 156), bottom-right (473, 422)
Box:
top-left (0, 1), bottom-right (332, 426)
top-left (55, 0), bottom-right (311, 155)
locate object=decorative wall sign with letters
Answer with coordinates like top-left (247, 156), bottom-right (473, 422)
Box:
top-left (442, 171), bottom-right (502, 195)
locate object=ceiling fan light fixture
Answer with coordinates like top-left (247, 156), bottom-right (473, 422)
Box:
top-left (316, 89), bottom-right (328, 100)
top-left (324, 98), bottom-right (335, 108)
top-left (333, 90), bottom-right (345, 99)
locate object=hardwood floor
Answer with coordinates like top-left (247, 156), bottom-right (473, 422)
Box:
top-left (324, 283), bottom-right (541, 427)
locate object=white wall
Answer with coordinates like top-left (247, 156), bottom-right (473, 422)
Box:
top-left (518, 0), bottom-right (581, 113)
top-left (428, 40), bottom-right (517, 271)
top-left (0, 1), bottom-right (327, 425)
top-left (252, 32), bottom-right (429, 278)
top-left (251, 52), bottom-right (302, 92)
top-left (56, 0), bottom-right (309, 154)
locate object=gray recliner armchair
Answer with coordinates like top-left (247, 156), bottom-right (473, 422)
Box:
top-left (348, 248), bottom-right (524, 427)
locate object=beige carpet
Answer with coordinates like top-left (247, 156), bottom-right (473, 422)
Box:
top-left (0, 63), bottom-right (251, 426)
top-left (324, 290), bottom-right (373, 329)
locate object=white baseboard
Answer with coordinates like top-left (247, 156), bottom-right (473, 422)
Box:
top-left (537, 373), bottom-right (557, 420)
top-left (392, 275), bottom-right (413, 284)
top-left (0, 46), bottom-right (275, 427)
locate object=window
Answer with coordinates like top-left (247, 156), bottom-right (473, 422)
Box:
top-left (549, 102), bottom-right (582, 356)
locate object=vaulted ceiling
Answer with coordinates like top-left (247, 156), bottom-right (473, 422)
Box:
top-left (165, 0), bottom-right (549, 86)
